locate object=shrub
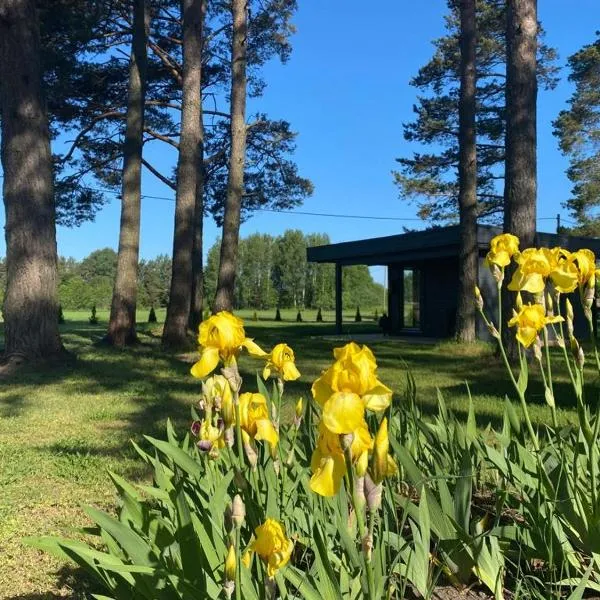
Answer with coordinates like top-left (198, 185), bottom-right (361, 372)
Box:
top-left (58, 304), bottom-right (65, 324)
top-left (316, 307), bottom-right (323, 322)
top-left (354, 306), bottom-right (362, 322)
top-left (296, 310), bottom-right (303, 322)
top-left (148, 307), bottom-right (157, 323)
top-left (88, 304), bottom-right (98, 324)
top-left (274, 307), bottom-right (282, 321)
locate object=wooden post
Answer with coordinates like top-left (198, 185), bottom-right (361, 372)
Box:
top-left (335, 262), bottom-right (342, 334)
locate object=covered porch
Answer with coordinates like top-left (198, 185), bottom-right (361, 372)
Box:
top-left (307, 227), bottom-right (464, 336)
top-left (307, 225), bottom-right (600, 339)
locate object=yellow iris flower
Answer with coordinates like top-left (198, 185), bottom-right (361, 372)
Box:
top-left (238, 392), bottom-right (279, 450)
top-left (191, 311), bottom-right (265, 379)
top-left (572, 249), bottom-right (597, 286)
top-left (507, 248), bottom-right (554, 294)
top-left (371, 418), bottom-right (398, 484)
top-left (508, 303), bottom-right (564, 348)
top-left (249, 519), bottom-right (294, 579)
top-left (311, 342), bottom-right (392, 413)
top-left (548, 248), bottom-right (579, 294)
top-left (310, 421), bottom-right (372, 497)
top-left (485, 233), bottom-right (519, 268)
top-left (262, 343), bottom-right (301, 381)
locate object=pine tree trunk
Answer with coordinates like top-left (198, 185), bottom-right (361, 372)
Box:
top-left (162, 0), bottom-right (204, 347)
top-left (106, 0), bottom-right (148, 348)
top-left (455, 0), bottom-right (478, 343)
top-left (503, 0), bottom-right (537, 356)
top-left (189, 123), bottom-right (205, 332)
top-left (0, 0), bottom-right (63, 363)
top-left (504, 0), bottom-right (537, 247)
top-left (213, 0), bottom-right (247, 313)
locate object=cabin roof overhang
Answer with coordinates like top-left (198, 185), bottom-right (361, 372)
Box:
top-left (306, 224), bottom-right (600, 266)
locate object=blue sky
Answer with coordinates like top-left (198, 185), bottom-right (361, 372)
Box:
top-left (2, 0), bottom-right (599, 285)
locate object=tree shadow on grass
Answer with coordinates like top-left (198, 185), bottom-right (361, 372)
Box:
top-left (3, 564), bottom-right (94, 600)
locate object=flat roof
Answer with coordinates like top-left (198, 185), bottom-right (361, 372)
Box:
top-left (306, 224), bottom-right (600, 266)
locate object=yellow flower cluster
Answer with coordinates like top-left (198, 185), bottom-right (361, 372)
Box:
top-left (309, 342), bottom-right (396, 497)
top-left (483, 233), bottom-right (599, 348)
top-left (189, 312), bottom-right (298, 585)
top-left (189, 312), bottom-right (301, 457)
top-left (486, 233), bottom-right (598, 295)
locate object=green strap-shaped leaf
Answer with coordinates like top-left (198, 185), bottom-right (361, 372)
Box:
top-left (145, 436), bottom-right (202, 480)
top-left (283, 566), bottom-right (325, 600)
top-left (84, 506), bottom-right (158, 567)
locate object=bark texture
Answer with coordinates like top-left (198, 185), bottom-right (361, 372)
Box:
top-left (503, 0), bottom-right (537, 248)
top-left (0, 0), bottom-right (63, 361)
top-left (502, 0), bottom-right (537, 357)
top-left (106, 0), bottom-right (148, 347)
top-left (455, 0), bottom-right (478, 343)
top-left (189, 112), bottom-right (205, 332)
top-left (213, 0), bottom-right (248, 313)
top-left (189, 159), bottom-right (205, 331)
top-left (163, 0), bottom-right (204, 347)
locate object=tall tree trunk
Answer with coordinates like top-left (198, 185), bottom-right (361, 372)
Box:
top-left (162, 0), bottom-right (204, 347)
top-left (106, 0), bottom-right (148, 348)
top-left (213, 0), bottom-right (248, 313)
top-left (0, 0), bottom-right (63, 363)
top-left (502, 0), bottom-right (537, 357)
top-left (189, 125), bottom-right (205, 332)
top-left (503, 0), bottom-right (537, 248)
top-left (455, 0), bottom-right (478, 343)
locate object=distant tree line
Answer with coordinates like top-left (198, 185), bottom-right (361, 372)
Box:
top-left (0, 230), bottom-right (383, 313)
top-left (202, 230), bottom-right (384, 311)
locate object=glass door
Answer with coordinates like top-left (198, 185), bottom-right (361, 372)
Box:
top-left (402, 268), bottom-right (420, 330)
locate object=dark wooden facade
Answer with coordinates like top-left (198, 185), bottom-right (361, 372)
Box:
top-left (307, 225), bottom-right (600, 339)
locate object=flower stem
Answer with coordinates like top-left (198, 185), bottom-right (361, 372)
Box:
top-left (235, 528), bottom-right (242, 600)
top-left (542, 328), bottom-right (558, 430)
top-left (492, 284), bottom-right (540, 452)
top-left (344, 449), bottom-right (375, 600)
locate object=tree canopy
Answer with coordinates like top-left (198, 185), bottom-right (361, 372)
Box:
top-left (393, 0), bottom-right (558, 224)
top-left (553, 32), bottom-right (600, 234)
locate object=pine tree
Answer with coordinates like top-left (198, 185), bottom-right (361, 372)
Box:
top-left (163, 0), bottom-right (205, 347)
top-left (107, 0), bottom-right (148, 348)
top-left (213, 0), bottom-right (248, 312)
top-left (0, 0), bottom-right (64, 363)
top-left (503, 0), bottom-right (537, 250)
top-left (455, 0), bottom-right (478, 343)
top-left (553, 33), bottom-right (600, 234)
top-left (394, 0), bottom-right (557, 223)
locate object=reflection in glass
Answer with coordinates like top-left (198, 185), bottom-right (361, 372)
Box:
top-left (403, 268), bottom-right (420, 329)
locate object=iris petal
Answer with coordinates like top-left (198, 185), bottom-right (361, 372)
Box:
top-left (190, 347), bottom-right (220, 378)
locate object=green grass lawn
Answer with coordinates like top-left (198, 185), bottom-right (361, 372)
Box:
top-left (0, 313), bottom-right (593, 598)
